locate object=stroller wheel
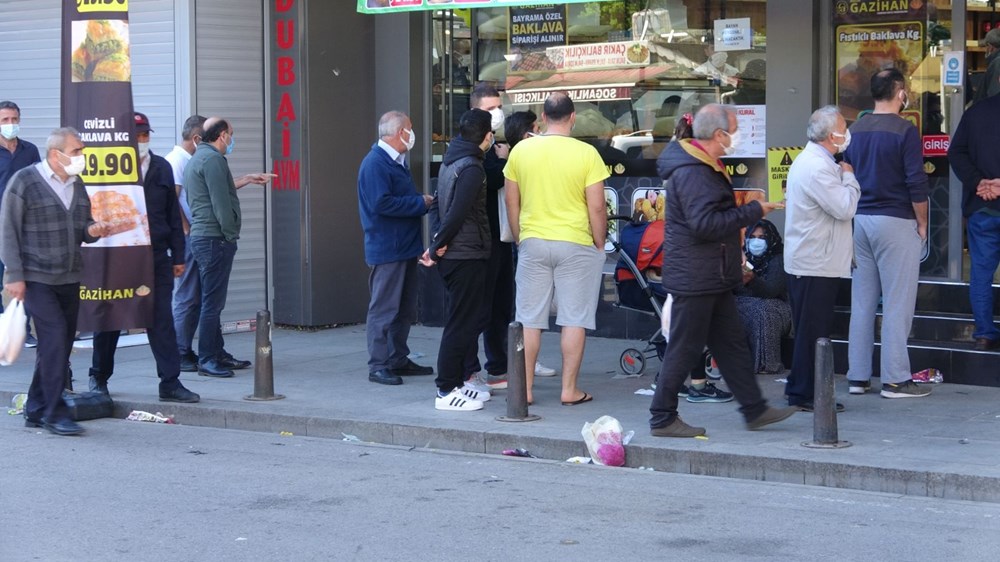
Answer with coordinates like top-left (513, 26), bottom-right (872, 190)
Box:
top-left (620, 348), bottom-right (646, 376)
top-left (704, 352), bottom-right (722, 380)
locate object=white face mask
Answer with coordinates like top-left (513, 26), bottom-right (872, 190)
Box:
top-left (900, 91), bottom-right (909, 112)
top-left (831, 129), bottom-right (851, 153)
top-left (489, 108), bottom-right (504, 131)
top-left (60, 151), bottom-right (86, 177)
top-left (402, 127), bottom-right (416, 151)
top-left (0, 123), bottom-right (19, 140)
top-left (722, 130), bottom-right (741, 156)
top-left (138, 142), bottom-right (150, 160)
top-left (710, 52), bottom-right (728, 67)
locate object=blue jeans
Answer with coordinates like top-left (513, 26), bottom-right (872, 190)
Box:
top-left (967, 212), bottom-right (1000, 340)
top-left (189, 236), bottom-right (237, 364)
top-left (172, 235), bottom-right (202, 357)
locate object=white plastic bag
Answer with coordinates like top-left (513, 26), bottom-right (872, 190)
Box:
top-left (660, 293), bottom-right (673, 343)
top-left (581, 415), bottom-right (626, 467)
top-left (0, 299), bottom-right (27, 366)
top-left (497, 188), bottom-right (515, 243)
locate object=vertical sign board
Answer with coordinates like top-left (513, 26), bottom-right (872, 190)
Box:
top-left (270, 0), bottom-right (305, 323)
top-left (62, 0), bottom-right (154, 331)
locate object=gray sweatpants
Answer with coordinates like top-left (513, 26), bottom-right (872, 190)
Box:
top-left (847, 214), bottom-right (921, 384)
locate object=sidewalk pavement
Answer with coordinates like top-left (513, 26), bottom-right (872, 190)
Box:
top-left (3, 325), bottom-right (1000, 503)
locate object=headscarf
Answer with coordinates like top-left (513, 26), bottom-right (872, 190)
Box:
top-left (744, 219), bottom-right (783, 274)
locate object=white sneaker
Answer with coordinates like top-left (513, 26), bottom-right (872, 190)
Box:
top-left (460, 384), bottom-right (491, 402)
top-left (463, 377), bottom-right (492, 397)
top-left (535, 361), bottom-right (557, 377)
top-left (435, 388), bottom-right (484, 411)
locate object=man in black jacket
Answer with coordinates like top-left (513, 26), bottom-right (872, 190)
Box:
top-left (88, 113), bottom-right (200, 403)
top-left (649, 104), bottom-right (795, 437)
top-left (420, 109), bottom-right (494, 411)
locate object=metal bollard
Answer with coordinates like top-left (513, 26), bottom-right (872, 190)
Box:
top-left (496, 321), bottom-right (540, 422)
top-left (244, 310), bottom-right (285, 401)
top-left (802, 337), bottom-right (850, 448)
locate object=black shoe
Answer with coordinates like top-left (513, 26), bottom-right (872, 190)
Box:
top-left (24, 413), bottom-right (43, 428)
top-left (42, 418), bottom-right (85, 436)
top-left (974, 337), bottom-right (1000, 351)
top-left (369, 369), bottom-right (403, 385)
top-left (794, 401), bottom-right (845, 413)
top-left (390, 358), bottom-right (433, 376)
top-left (24, 334), bottom-right (38, 348)
top-left (179, 352), bottom-right (199, 372)
top-left (219, 356), bottom-right (251, 370)
top-left (159, 385), bottom-right (201, 403)
top-left (88, 375), bottom-right (110, 395)
top-left (198, 361), bottom-right (234, 378)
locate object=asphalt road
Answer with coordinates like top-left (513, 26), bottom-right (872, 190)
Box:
top-left (2, 418), bottom-right (998, 562)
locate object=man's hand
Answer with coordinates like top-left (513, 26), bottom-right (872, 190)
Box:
top-left (422, 194), bottom-right (434, 208)
top-left (5, 281), bottom-right (25, 301)
top-left (87, 221), bottom-right (114, 238)
top-left (173, 264), bottom-right (186, 278)
top-left (493, 142), bottom-right (510, 160)
top-left (976, 179), bottom-right (1000, 201)
top-left (759, 200), bottom-right (785, 216)
top-left (235, 173), bottom-right (277, 189)
top-left (742, 269), bottom-right (755, 285)
top-left (918, 224), bottom-right (928, 242)
top-left (419, 249), bottom-right (435, 267)
top-left (839, 161), bottom-right (854, 175)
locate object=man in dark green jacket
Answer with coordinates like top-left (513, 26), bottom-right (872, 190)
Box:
top-left (183, 117), bottom-right (273, 378)
top-left (648, 104), bottom-right (794, 438)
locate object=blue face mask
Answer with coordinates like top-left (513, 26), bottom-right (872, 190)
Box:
top-left (747, 238), bottom-right (767, 257)
top-left (226, 136), bottom-right (235, 155)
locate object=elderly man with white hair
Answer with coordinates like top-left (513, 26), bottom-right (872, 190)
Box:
top-left (783, 105), bottom-right (861, 412)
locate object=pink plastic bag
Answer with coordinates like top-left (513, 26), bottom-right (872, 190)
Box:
top-left (581, 415), bottom-right (626, 467)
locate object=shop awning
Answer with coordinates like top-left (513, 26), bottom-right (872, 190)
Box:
top-left (357, 0), bottom-right (612, 15)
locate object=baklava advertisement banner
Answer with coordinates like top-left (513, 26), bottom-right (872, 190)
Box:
top-left (834, 0), bottom-right (925, 121)
top-left (61, 0), bottom-right (154, 331)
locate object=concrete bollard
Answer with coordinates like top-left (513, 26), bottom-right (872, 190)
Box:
top-left (244, 310), bottom-right (285, 401)
top-left (496, 321), bottom-right (540, 422)
top-left (802, 337), bottom-right (850, 448)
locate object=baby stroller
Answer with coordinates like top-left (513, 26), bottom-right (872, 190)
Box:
top-left (609, 215), bottom-right (718, 379)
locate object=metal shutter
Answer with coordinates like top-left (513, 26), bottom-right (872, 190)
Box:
top-left (194, 0), bottom-right (267, 328)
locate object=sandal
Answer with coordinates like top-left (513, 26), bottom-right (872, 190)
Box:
top-left (561, 392), bottom-right (593, 406)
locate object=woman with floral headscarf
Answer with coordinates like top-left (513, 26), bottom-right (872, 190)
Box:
top-left (735, 219), bottom-right (792, 374)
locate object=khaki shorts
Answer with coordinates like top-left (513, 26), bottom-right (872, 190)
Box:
top-left (515, 238), bottom-right (604, 330)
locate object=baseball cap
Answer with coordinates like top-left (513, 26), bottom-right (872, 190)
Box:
top-left (980, 28), bottom-right (1000, 48)
top-left (133, 111), bottom-right (154, 133)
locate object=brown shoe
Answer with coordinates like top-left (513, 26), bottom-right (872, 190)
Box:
top-left (974, 337), bottom-right (1000, 351)
top-left (746, 406), bottom-right (797, 431)
top-left (650, 417), bottom-right (706, 438)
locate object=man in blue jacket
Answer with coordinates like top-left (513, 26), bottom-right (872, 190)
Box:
top-left (648, 104), bottom-right (794, 437)
top-left (949, 75), bottom-right (1000, 351)
top-left (358, 111), bottom-right (434, 386)
top-left (88, 113), bottom-right (200, 403)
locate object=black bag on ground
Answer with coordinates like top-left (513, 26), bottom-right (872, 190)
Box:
top-left (62, 390), bottom-right (114, 421)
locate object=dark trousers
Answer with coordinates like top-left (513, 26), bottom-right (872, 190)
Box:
top-left (366, 259), bottom-right (419, 372)
top-left (91, 251), bottom-right (182, 391)
top-left (23, 282), bottom-right (79, 423)
top-left (436, 258), bottom-right (488, 393)
top-left (462, 240), bottom-right (514, 377)
top-left (189, 236), bottom-right (237, 364)
top-left (649, 292), bottom-right (768, 429)
top-left (173, 234), bottom-right (202, 357)
top-left (785, 274), bottom-right (840, 405)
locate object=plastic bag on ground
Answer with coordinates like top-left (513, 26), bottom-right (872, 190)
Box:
top-left (581, 415), bottom-right (626, 467)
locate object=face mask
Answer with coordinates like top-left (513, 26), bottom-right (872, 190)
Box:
top-left (489, 108), bottom-right (504, 131)
top-left (402, 128), bottom-right (416, 151)
top-left (225, 134), bottom-right (235, 155)
top-left (900, 92), bottom-right (909, 112)
top-left (138, 142), bottom-right (150, 160)
top-left (747, 238), bottom-right (767, 257)
top-left (0, 124), bottom-right (19, 140)
top-left (831, 129), bottom-right (851, 153)
top-left (710, 52), bottom-right (728, 67)
top-left (722, 130), bottom-right (741, 156)
top-left (60, 151), bottom-right (86, 177)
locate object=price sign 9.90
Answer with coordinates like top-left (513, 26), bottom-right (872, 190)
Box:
top-left (80, 146), bottom-right (138, 184)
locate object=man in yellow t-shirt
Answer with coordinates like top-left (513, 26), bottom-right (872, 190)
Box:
top-left (503, 92), bottom-right (609, 407)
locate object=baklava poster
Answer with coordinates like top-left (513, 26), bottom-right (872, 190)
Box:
top-left (70, 19), bottom-right (131, 83)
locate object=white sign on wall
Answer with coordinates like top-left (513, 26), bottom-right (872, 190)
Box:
top-left (942, 51), bottom-right (963, 88)
top-left (714, 17), bottom-right (751, 52)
